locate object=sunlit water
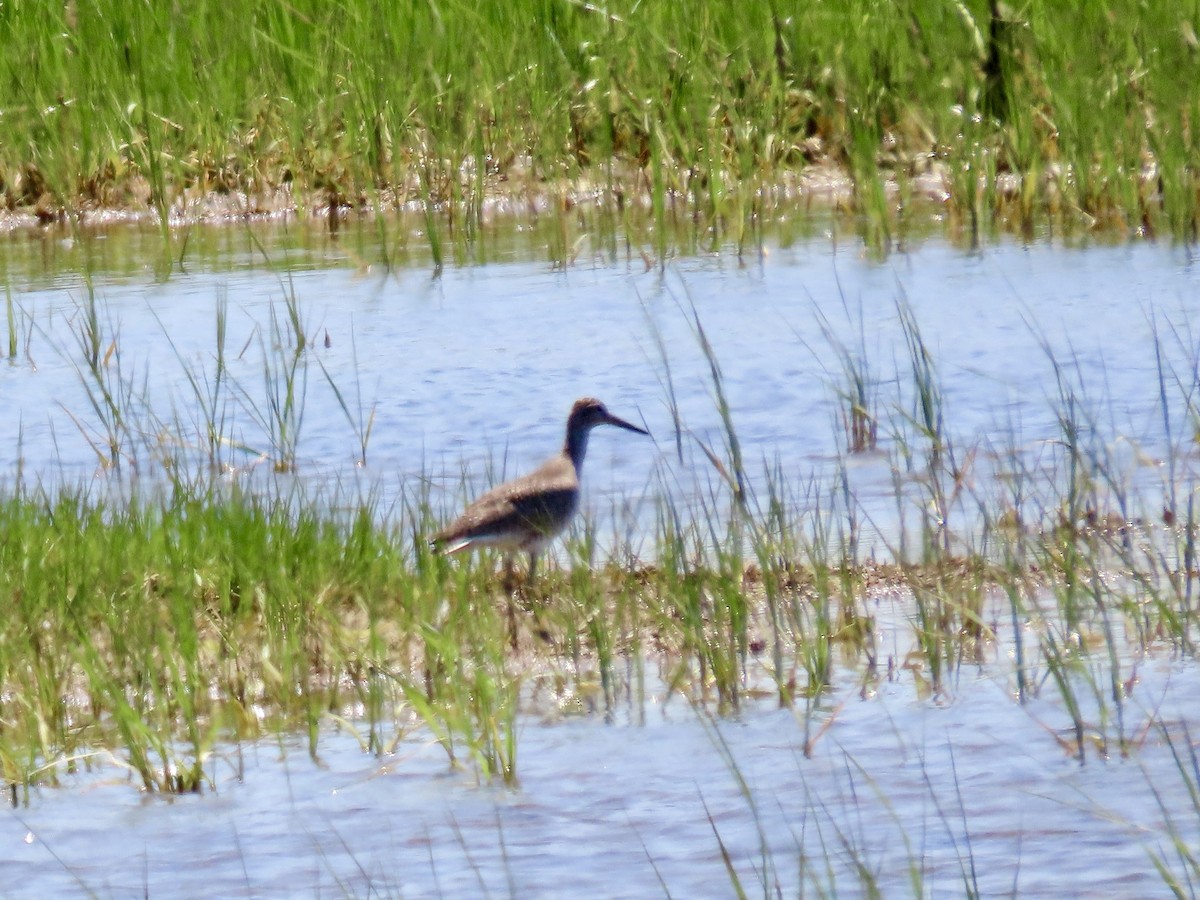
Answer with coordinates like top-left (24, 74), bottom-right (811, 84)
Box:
top-left (7, 649), bottom-right (1199, 896)
top-left (4, 227), bottom-right (1199, 529)
top-left (3, 222), bottom-right (1200, 895)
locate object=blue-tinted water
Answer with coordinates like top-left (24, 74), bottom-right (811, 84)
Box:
top-left (7, 648), bottom-right (1198, 897)
top-left (3, 222), bottom-right (1200, 896)
top-left (3, 232), bottom-right (1198, 530)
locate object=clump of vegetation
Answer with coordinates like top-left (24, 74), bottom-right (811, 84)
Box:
top-left (1, 1), bottom-right (1198, 251)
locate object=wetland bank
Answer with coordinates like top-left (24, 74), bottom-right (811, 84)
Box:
top-left (4, 2), bottom-right (1200, 897)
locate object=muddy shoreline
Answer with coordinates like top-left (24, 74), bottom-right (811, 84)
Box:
top-left (0, 160), bottom-right (1011, 237)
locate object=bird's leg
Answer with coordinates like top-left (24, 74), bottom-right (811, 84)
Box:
top-left (527, 550), bottom-right (554, 644)
top-left (521, 550), bottom-right (545, 610)
top-left (500, 554), bottom-right (518, 595)
top-left (502, 554), bottom-right (519, 651)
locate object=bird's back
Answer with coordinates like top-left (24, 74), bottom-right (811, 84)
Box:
top-left (434, 452), bottom-right (580, 552)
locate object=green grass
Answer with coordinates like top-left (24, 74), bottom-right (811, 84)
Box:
top-left (1, 1), bottom-right (1198, 253)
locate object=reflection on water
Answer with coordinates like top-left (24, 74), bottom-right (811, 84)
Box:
top-left (4, 222), bottom-right (1200, 894)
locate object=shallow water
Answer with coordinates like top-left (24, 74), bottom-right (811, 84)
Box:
top-left (8, 651), bottom-right (1199, 897)
top-left (2, 224), bottom-right (1199, 542)
top-left (4, 220), bottom-right (1200, 895)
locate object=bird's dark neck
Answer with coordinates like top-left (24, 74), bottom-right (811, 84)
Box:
top-left (564, 427), bottom-right (590, 471)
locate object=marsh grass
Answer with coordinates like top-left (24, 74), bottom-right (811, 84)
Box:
top-left (1147, 723), bottom-right (1200, 893)
top-left (2, 1), bottom-right (1199, 259)
top-left (3, 281), bottom-right (1200, 820)
top-left (55, 280), bottom-right (138, 472)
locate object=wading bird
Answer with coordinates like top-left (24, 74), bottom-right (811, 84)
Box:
top-left (433, 397), bottom-right (649, 585)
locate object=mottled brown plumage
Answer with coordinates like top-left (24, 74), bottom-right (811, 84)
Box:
top-left (433, 397), bottom-right (648, 579)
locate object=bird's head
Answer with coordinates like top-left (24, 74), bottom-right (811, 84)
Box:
top-left (568, 397), bottom-right (649, 437)
top-left (563, 397), bottom-right (649, 467)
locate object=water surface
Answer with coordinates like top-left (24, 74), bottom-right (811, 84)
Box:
top-left (3, 226), bottom-right (1197, 525)
top-left (3, 221), bottom-right (1199, 896)
top-left (7, 644), bottom-right (1197, 897)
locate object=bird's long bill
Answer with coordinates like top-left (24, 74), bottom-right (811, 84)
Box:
top-left (603, 410), bottom-right (650, 436)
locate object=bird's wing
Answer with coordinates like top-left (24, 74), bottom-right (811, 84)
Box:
top-left (434, 457), bottom-right (579, 548)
